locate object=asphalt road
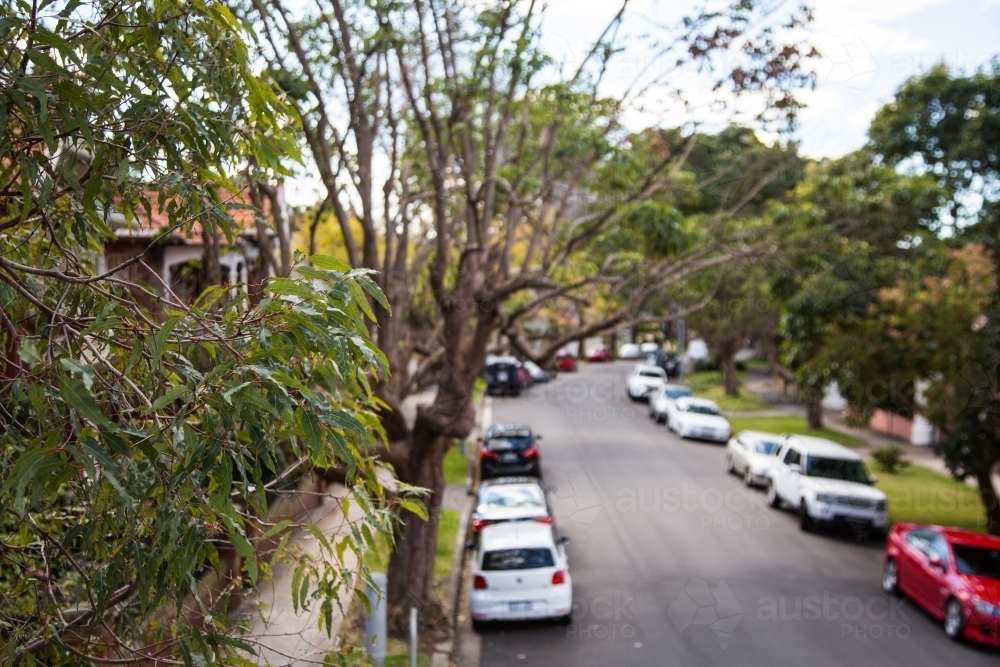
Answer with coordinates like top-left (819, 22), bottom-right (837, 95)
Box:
top-left (477, 362), bottom-right (999, 667)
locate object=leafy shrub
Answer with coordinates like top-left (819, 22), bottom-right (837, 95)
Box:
top-left (872, 445), bottom-right (911, 474)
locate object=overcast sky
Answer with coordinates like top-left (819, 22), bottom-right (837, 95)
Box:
top-left (540, 0), bottom-right (1000, 157)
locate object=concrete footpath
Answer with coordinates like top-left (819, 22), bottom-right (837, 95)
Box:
top-left (240, 484), bottom-right (362, 666)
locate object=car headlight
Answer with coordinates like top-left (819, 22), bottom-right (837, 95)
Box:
top-left (814, 492), bottom-right (836, 504)
top-left (973, 599), bottom-right (1000, 617)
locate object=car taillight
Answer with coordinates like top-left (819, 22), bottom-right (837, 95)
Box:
top-left (480, 448), bottom-right (498, 461)
top-left (551, 570), bottom-right (565, 585)
top-left (474, 575), bottom-right (488, 589)
top-left (472, 519), bottom-right (490, 531)
top-left (522, 446), bottom-right (539, 459)
top-left (534, 516), bottom-right (552, 525)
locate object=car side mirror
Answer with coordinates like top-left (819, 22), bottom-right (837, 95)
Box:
top-left (535, 434), bottom-right (543, 441)
top-left (928, 556), bottom-right (946, 572)
top-left (546, 485), bottom-right (558, 494)
top-left (467, 488), bottom-right (477, 497)
top-left (868, 475), bottom-right (878, 485)
top-left (789, 464), bottom-right (803, 475)
top-left (465, 542), bottom-right (476, 551)
top-left (558, 536), bottom-right (572, 546)
top-left (476, 437), bottom-right (483, 444)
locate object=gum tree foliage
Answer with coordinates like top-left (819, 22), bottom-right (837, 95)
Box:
top-left (0, 1), bottom-right (404, 663)
top-left (245, 0), bottom-right (817, 611)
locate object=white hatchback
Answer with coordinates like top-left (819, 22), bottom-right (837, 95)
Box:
top-left (725, 430), bottom-right (782, 487)
top-left (649, 383), bottom-right (693, 423)
top-left (469, 522), bottom-right (572, 629)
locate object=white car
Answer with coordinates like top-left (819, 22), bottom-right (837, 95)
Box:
top-left (667, 397), bottom-right (731, 442)
top-left (626, 363), bottom-right (667, 400)
top-left (639, 342), bottom-right (660, 355)
top-left (522, 360), bottom-right (552, 383)
top-left (766, 435), bottom-right (888, 535)
top-left (648, 384), bottom-right (693, 423)
top-left (618, 343), bottom-right (642, 359)
top-left (469, 522), bottom-right (572, 630)
top-left (725, 430), bottom-right (782, 487)
top-left (471, 477), bottom-right (553, 532)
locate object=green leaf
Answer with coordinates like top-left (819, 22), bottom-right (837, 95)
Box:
top-left (60, 358), bottom-right (95, 390)
top-left (310, 254), bottom-right (351, 272)
top-left (150, 385), bottom-right (191, 411)
top-left (59, 375), bottom-right (112, 427)
top-left (399, 499), bottom-right (428, 521)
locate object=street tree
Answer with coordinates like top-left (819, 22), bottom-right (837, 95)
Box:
top-left (246, 0), bottom-right (818, 611)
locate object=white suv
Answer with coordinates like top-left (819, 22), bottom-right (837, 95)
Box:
top-left (767, 435), bottom-right (888, 536)
top-left (626, 363), bottom-right (666, 401)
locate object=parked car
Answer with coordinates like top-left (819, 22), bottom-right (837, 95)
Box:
top-left (626, 363), bottom-right (667, 401)
top-left (617, 343), bottom-right (642, 359)
top-left (554, 350), bottom-right (577, 372)
top-left (485, 356), bottom-right (523, 396)
top-left (646, 349), bottom-right (681, 378)
top-left (516, 365), bottom-right (533, 389)
top-left (882, 524), bottom-right (1000, 646)
top-left (471, 477), bottom-right (553, 533)
top-left (667, 397), bottom-right (730, 442)
top-left (586, 346), bottom-right (614, 362)
top-left (639, 342), bottom-right (660, 355)
top-left (480, 424), bottom-right (542, 479)
top-left (469, 522), bottom-right (572, 630)
top-left (725, 430), bottom-right (782, 487)
top-left (767, 435), bottom-right (888, 536)
top-left (648, 383), bottom-right (693, 423)
top-left (523, 360), bottom-right (553, 383)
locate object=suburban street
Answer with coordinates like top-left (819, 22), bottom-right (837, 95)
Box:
top-left (477, 362), bottom-right (999, 667)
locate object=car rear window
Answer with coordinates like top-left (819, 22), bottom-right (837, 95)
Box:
top-left (480, 486), bottom-right (545, 510)
top-left (686, 404), bottom-right (720, 415)
top-left (487, 435), bottom-right (533, 451)
top-left (664, 388), bottom-right (692, 399)
top-left (753, 441), bottom-right (780, 455)
top-left (953, 545), bottom-right (1000, 578)
top-left (482, 548), bottom-right (555, 570)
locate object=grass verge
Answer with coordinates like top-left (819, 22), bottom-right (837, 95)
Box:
top-left (871, 463), bottom-right (985, 531)
top-left (726, 415), bottom-right (865, 448)
top-left (683, 370), bottom-right (770, 412)
top-left (444, 446), bottom-right (468, 486)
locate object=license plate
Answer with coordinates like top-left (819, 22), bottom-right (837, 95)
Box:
top-left (501, 453), bottom-right (518, 462)
top-left (509, 601), bottom-right (532, 612)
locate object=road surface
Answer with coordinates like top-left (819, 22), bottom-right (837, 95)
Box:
top-left (477, 362), bottom-right (998, 667)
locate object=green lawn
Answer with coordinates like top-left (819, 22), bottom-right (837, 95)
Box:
top-left (871, 463), bottom-right (985, 531)
top-left (681, 370), bottom-right (770, 412)
top-left (443, 446), bottom-right (468, 485)
top-left (726, 415), bottom-right (866, 448)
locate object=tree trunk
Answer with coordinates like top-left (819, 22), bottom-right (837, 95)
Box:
top-left (386, 424), bottom-right (449, 613)
top-left (975, 464), bottom-right (1000, 535)
top-left (719, 344), bottom-right (739, 397)
top-left (807, 399), bottom-right (823, 430)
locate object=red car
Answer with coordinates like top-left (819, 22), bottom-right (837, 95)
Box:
top-left (586, 346), bottom-right (614, 362)
top-left (883, 523), bottom-right (1000, 646)
top-left (554, 350), bottom-right (577, 372)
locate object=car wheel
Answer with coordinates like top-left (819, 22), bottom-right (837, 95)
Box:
top-left (725, 456), bottom-right (734, 474)
top-left (557, 613), bottom-right (572, 626)
top-left (881, 558), bottom-right (899, 595)
top-left (743, 469), bottom-right (755, 487)
top-left (530, 463), bottom-right (542, 478)
top-left (799, 502), bottom-right (814, 532)
top-left (472, 619), bottom-right (487, 633)
top-left (766, 482), bottom-right (781, 509)
top-left (943, 598), bottom-right (965, 640)
top-left (656, 413), bottom-right (665, 424)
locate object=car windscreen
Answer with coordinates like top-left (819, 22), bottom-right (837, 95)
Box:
top-left (486, 436), bottom-right (533, 451)
top-left (953, 545), bottom-right (1000, 579)
top-left (482, 548), bottom-right (555, 570)
top-left (663, 388), bottom-right (692, 399)
top-left (480, 486), bottom-right (545, 511)
top-left (753, 441), bottom-right (780, 455)
top-left (686, 404), bottom-right (720, 415)
top-left (804, 456), bottom-right (869, 483)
